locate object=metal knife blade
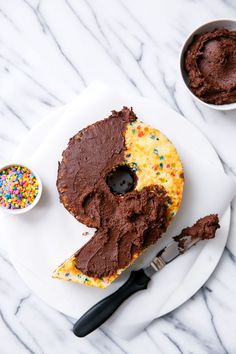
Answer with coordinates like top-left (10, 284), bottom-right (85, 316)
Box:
top-left (144, 235), bottom-right (202, 278)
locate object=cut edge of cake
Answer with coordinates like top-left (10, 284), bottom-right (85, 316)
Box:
top-left (52, 252), bottom-right (139, 288)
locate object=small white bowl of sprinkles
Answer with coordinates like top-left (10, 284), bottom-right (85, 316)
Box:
top-left (0, 164), bottom-right (42, 214)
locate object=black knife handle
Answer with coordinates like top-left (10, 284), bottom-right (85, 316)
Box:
top-left (73, 269), bottom-right (151, 337)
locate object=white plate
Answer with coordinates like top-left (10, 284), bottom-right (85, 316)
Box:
top-left (0, 86), bottom-right (231, 336)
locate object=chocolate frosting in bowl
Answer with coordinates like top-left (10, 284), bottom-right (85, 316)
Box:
top-left (184, 28), bottom-right (236, 104)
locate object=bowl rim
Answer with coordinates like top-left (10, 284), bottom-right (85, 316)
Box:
top-left (179, 18), bottom-right (236, 111)
top-left (0, 163), bottom-right (42, 214)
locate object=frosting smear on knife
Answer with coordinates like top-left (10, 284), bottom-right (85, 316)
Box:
top-left (174, 214), bottom-right (220, 253)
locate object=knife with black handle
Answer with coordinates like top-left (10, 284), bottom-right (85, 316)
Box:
top-left (73, 233), bottom-right (201, 337)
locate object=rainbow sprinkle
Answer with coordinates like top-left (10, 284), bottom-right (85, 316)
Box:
top-left (0, 165), bottom-right (39, 210)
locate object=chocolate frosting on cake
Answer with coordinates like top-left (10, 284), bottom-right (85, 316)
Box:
top-left (57, 108), bottom-right (168, 278)
top-left (184, 29), bottom-right (236, 104)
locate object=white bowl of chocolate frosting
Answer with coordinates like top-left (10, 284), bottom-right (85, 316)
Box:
top-left (180, 19), bottom-right (236, 110)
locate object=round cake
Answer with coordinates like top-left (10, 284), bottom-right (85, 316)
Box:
top-left (54, 107), bottom-right (184, 287)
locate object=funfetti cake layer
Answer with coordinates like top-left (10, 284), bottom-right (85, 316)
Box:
top-left (54, 107), bottom-right (184, 288)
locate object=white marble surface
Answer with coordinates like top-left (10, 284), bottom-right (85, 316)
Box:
top-left (0, 1), bottom-right (236, 353)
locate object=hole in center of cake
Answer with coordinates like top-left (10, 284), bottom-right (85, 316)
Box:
top-left (106, 165), bottom-right (135, 195)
